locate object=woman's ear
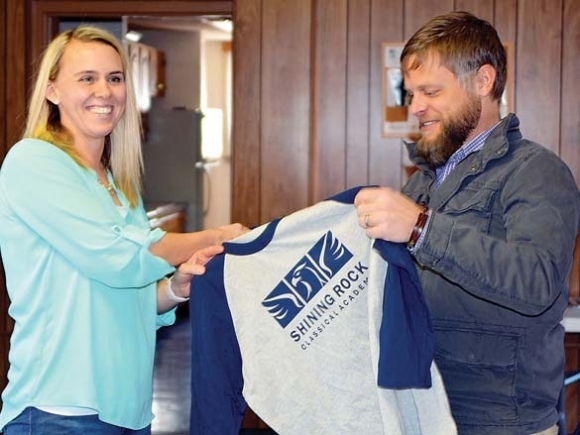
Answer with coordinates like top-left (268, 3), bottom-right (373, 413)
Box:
top-left (476, 64), bottom-right (496, 98)
top-left (46, 82), bottom-right (59, 105)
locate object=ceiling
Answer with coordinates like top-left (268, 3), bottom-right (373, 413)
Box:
top-left (126, 15), bottom-right (232, 41)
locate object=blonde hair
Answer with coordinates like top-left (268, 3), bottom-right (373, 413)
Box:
top-left (25, 25), bottom-right (143, 207)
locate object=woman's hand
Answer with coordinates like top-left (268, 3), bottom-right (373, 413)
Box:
top-left (157, 244), bottom-right (224, 313)
top-left (171, 244), bottom-right (225, 297)
top-left (150, 223), bottom-right (249, 267)
top-left (216, 223), bottom-right (250, 243)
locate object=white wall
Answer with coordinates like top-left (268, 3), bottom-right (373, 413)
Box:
top-left (200, 36), bottom-right (232, 228)
top-left (141, 29), bottom-right (201, 110)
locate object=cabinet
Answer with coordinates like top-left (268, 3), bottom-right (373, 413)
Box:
top-left (146, 203), bottom-right (187, 233)
top-left (126, 41), bottom-right (165, 112)
top-left (148, 48), bottom-right (166, 98)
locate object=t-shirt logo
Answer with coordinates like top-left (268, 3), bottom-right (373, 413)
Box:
top-left (262, 231), bottom-right (353, 328)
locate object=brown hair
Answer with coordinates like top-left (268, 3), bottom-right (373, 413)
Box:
top-left (400, 11), bottom-right (507, 101)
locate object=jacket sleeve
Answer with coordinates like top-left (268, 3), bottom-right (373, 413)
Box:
top-left (415, 149), bottom-right (580, 316)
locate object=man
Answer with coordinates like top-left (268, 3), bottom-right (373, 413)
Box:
top-left (355, 11), bottom-right (580, 435)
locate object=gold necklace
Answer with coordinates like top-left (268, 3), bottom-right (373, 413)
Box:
top-left (98, 179), bottom-right (122, 206)
top-left (98, 179), bottom-right (116, 195)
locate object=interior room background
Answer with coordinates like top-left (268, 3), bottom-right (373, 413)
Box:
top-left (1, 0), bottom-right (579, 431)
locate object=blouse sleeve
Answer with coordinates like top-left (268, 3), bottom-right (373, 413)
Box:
top-left (0, 139), bottom-right (174, 288)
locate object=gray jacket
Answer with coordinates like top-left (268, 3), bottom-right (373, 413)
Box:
top-left (404, 113), bottom-right (580, 435)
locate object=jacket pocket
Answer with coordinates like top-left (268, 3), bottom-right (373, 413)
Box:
top-left (442, 183), bottom-right (499, 234)
top-left (433, 321), bottom-right (521, 424)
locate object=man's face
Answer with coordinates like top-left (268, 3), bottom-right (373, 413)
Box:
top-left (403, 54), bottom-right (482, 169)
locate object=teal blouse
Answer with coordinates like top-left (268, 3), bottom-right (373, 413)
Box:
top-left (0, 139), bottom-right (175, 430)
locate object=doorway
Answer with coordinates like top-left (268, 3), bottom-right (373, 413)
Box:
top-left (31, 2), bottom-right (234, 232)
top-left (125, 16), bottom-right (234, 232)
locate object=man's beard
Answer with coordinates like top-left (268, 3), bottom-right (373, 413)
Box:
top-left (416, 95), bottom-right (482, 169)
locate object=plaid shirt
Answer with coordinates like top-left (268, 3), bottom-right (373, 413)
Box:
top-left (435, 123), bottom-right (499, 187)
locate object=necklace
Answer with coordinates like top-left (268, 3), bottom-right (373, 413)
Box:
top-left (98, 179), bottom-right (119, 201)
top-left (99, 180), bottom-right (115, 194)
top-left (98, 179), bottom-right (122, 207)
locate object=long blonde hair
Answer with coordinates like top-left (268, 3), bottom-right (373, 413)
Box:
top-left (24, 25), bottom-right (143, 207)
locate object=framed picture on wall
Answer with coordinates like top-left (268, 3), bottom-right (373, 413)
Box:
top-left (381, 42), bottom-right (419, 138)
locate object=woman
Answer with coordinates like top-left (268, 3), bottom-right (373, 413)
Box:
top-left (0, 25), bottom-right (246, 434)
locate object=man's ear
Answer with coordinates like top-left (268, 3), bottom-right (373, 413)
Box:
top-left (46, 82), bottom-right (59, 105)
top-left (476, 64), bottom-right (496, 98)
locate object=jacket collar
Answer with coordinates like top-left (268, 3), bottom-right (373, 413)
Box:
top-left (405, 113), bottom-right (522, 173)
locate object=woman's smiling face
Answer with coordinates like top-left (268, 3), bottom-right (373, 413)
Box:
top-left (46, 39), bottom-right (127, 148)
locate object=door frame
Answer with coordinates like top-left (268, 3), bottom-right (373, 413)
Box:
top-left (30, 1), bottom-right (232, 61)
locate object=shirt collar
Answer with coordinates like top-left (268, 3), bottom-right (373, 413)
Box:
top-left (435, 122), bottom-right (500, 186)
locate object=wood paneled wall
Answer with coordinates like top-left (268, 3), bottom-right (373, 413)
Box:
top-left (0, 0), bottom-right (26, 397)
top-left (233, 0), bottom-right (580, 219)
top-left (2, 0), bottom-right (26, 168)
top-left (232, 0), bottom-right (580, 283)
top-left (0, 0), bottom-right (579, 429)
top-left (0, 1), bottom-right (4, 168)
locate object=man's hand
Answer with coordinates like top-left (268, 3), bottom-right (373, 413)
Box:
top-left (354, 186), bottom-right (424, 243)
